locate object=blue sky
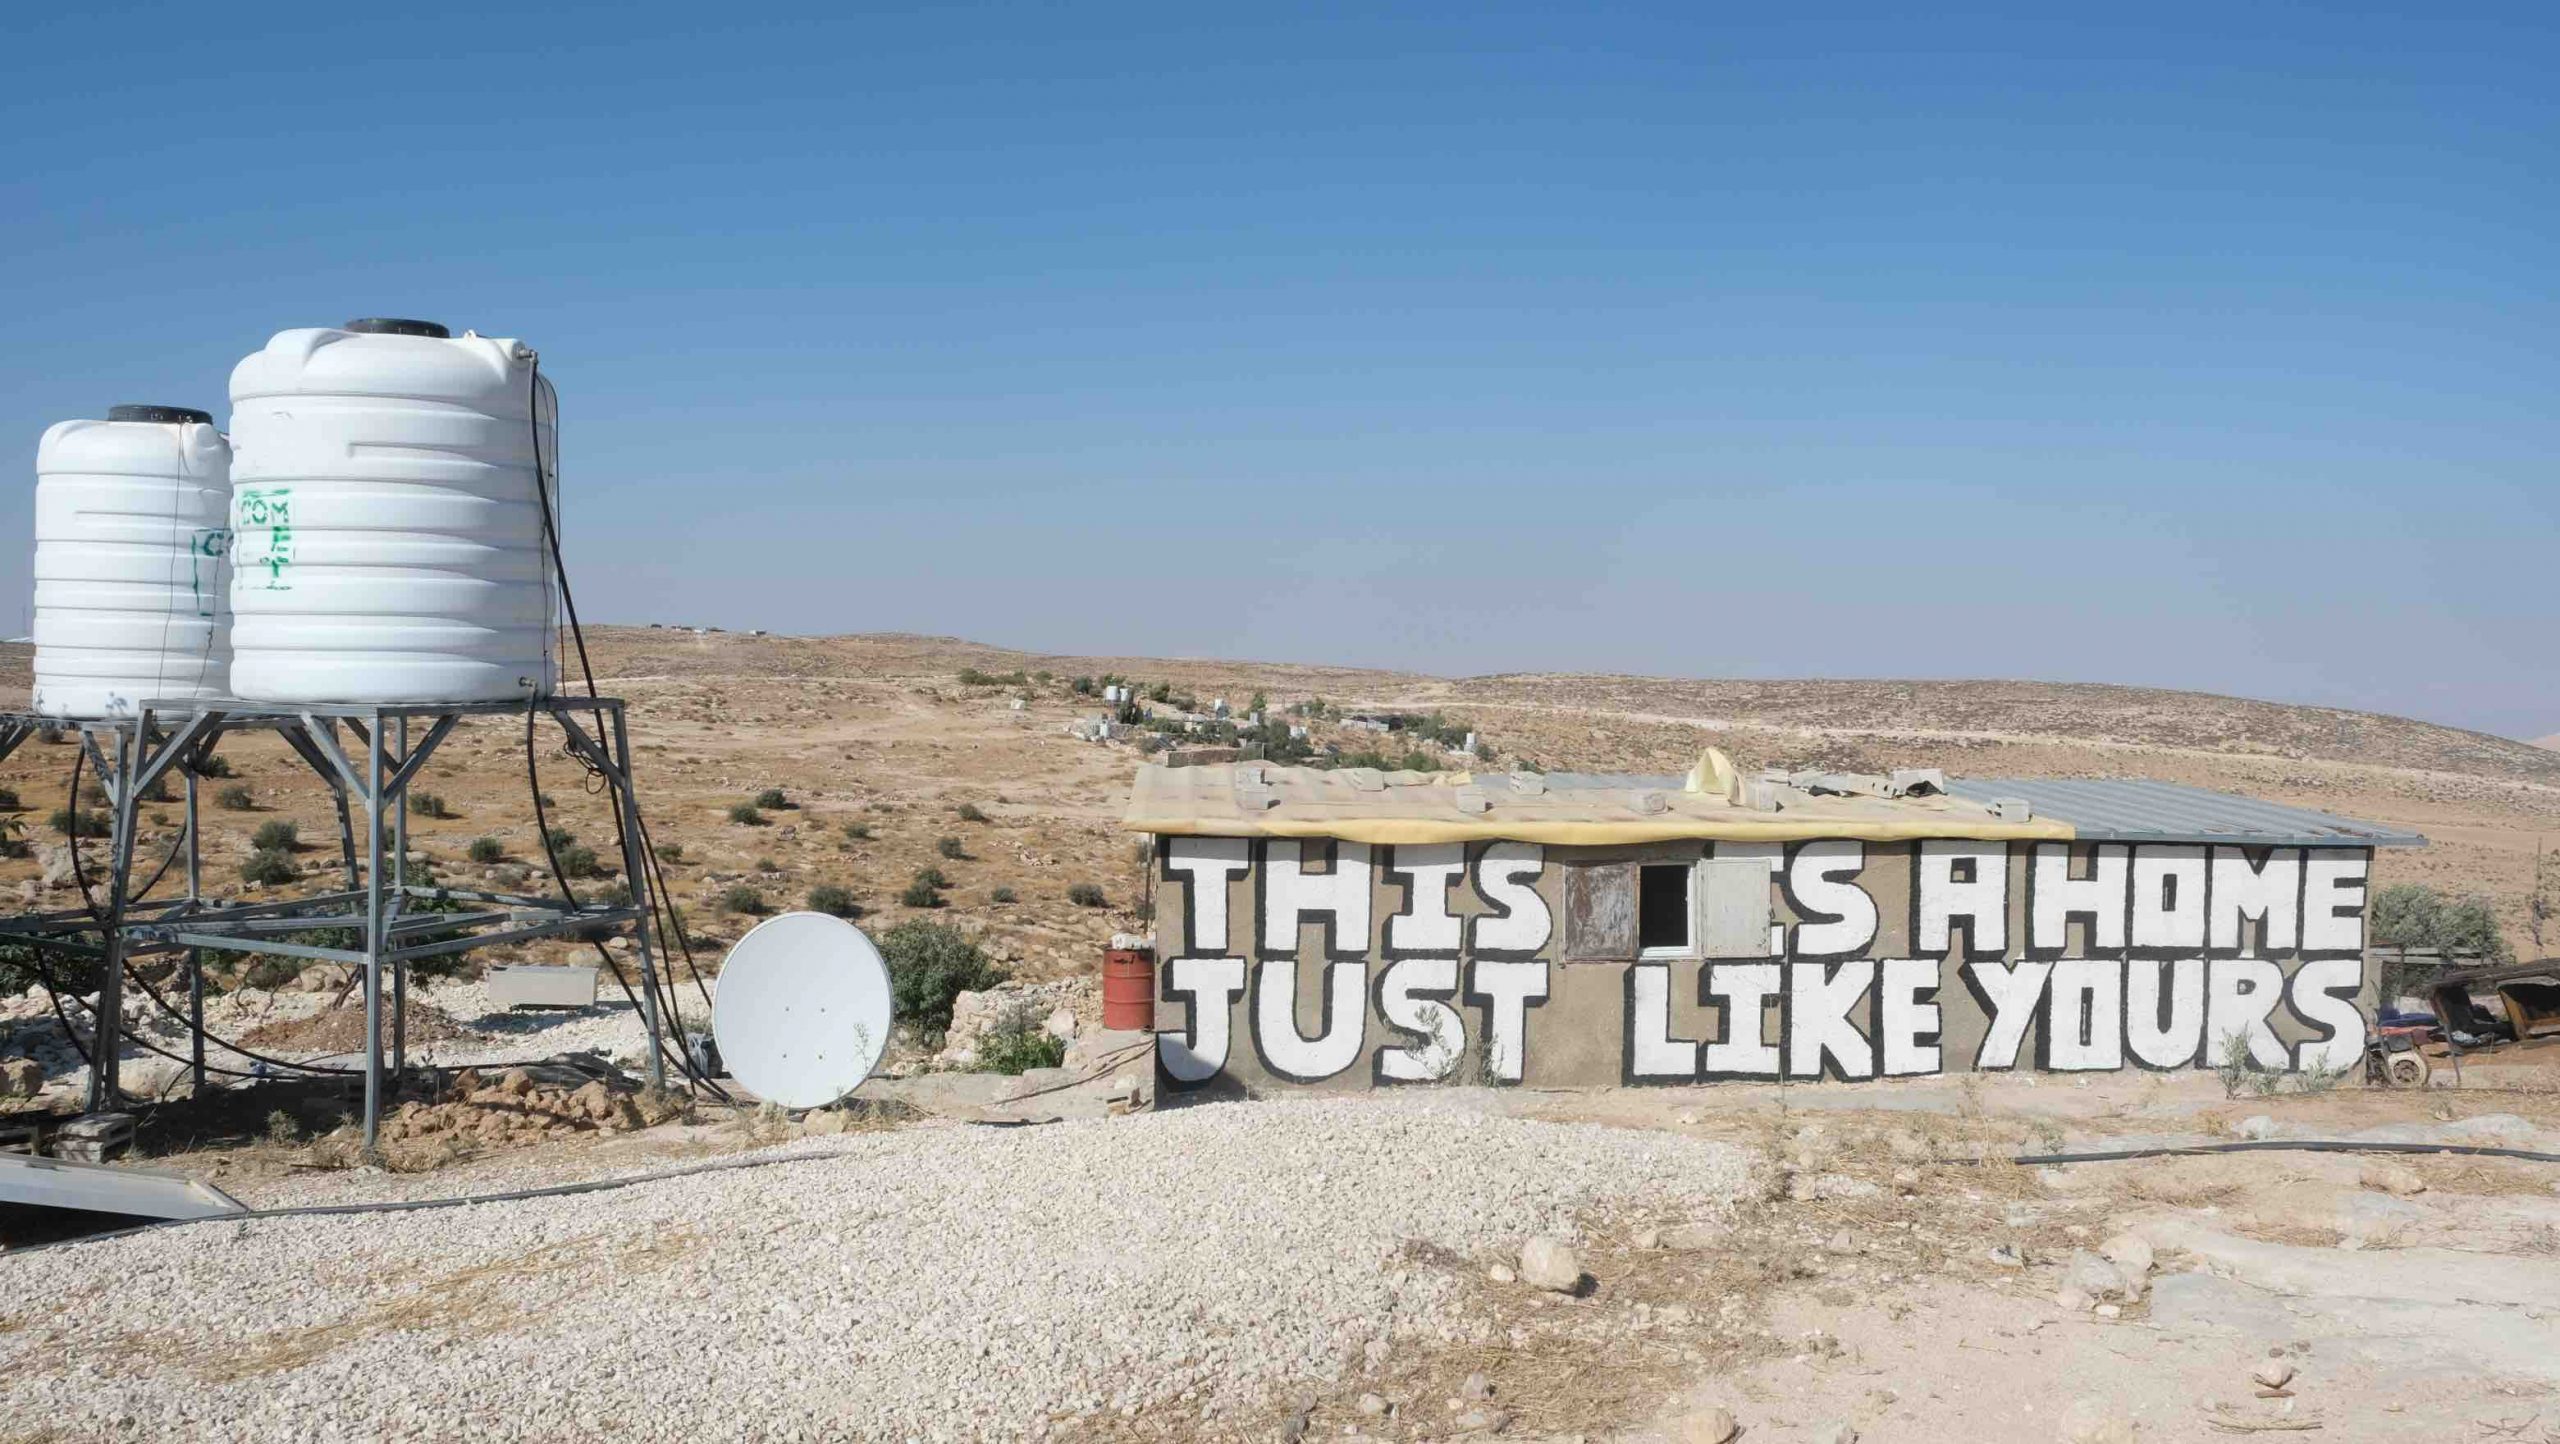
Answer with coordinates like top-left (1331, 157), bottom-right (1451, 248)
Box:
top-left (5, 3), bottom-right (2552, 737)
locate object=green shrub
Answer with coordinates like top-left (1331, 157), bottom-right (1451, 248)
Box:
top-left (0, 818), bottom-right (27, 860)
top-left (990, 885), bottom-right (1017, 904)
top-left (958, 667), bottom-right (1029, 687)
top-left (755, 856), bottom-right (782, 874)
top-left (0, 785), bottom-right (16, 811)
top-left (408, 791), bottom-right (452, 819)
top-left (241, 848), bottom-right (298, 886)
top-left (753, 787), bottom-right (790, 811)
top-left (936, 835), bottom-right (967, 860)
top-left (1067, 882), bottom-right (1107, 908)
top-left (914, 865), bottom-right (950, 890)
top-left (49, 807), bottom-right (110, 838)
top-left (657, 841), bottom-right (685, 863)
top-left (876, 921), bottom-right (1002, 1034)
top-left (842, 821), bottom-right (872, 842)
top-left (216, 784), bottom-right (255, 812)
top-left (252, 819), bottom-right (299, 851)
top-left (720, 884), bottom-right (768, 915)
top-left (556, 841), bottom-right (607, 879)
top-left (466, 836), bottom-right (505, 863)
top-left (807, 884), bottom-right (860, 918)
top-left (727, 802), bottom-right (765, 826)
top-left (900, 877), bottom-right (945, 909)
top-left (956, 802), bottom-right (989, 823)
top-left (243, 953), bottom-right (304, 990)
top-left (135, 776), bottom-right (172, 804)
top-left (974, 1015), bottom-right (1067, 1075)
top-left (1070, 676), bottom-right (1097, 696)
top-left (192, 754), bottom-right (234, 779)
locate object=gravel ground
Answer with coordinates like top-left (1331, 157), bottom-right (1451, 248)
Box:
top-left (0, 1094), bottom-right (1750, 1442)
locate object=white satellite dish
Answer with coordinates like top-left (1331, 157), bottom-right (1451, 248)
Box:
top-left (712, 911), bottom-right (894, 1110)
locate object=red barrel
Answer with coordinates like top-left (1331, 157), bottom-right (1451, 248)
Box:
top-left (1102, 949), bottom-right (1156, 1031)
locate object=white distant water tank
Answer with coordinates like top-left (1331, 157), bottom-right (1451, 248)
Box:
top-left (30, 405), bottom-right (234, 719)
top-left (226, 318), bottom-right (558, 704)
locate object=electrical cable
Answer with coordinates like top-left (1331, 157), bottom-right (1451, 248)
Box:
top-left (525, 699), bottom-right (722, 1099)
top-left (519, 358), bottom-right (728, 1101)
top-left (65, 745), bottom-right (362, 1080)
top-left (2008, 1138), bottom-right (2560, 1167)
top-left (23, 1132), bottom-right (2558, 1260)
top-left (12, 1142), bottom-right (866, 1255)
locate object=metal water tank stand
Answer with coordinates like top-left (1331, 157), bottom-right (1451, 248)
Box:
top-left (24, 697), bottom-right (673, 1161)
top-left (0, 711), bottom-right (209, 1118)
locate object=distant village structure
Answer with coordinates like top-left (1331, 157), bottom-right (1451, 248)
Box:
top-left (1123, 753), bottom-right (2425, 1093)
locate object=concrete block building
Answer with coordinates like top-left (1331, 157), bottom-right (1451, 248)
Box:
top-left (1123, 753), bottom-right (2423, 1095)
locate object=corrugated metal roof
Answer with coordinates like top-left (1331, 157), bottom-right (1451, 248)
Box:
top-left (1944, 777), bottom-right (2425, 848)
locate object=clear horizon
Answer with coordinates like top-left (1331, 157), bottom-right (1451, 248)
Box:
top-left (6, 4), bottom-right (2552, 739)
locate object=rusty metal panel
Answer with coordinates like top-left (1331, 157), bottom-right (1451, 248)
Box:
top-left (1562, 862), bottom-right (1637, 962)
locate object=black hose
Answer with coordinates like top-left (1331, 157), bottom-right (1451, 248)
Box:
top-left (67, 745), bottom-right (364, 1080)
top-left (9, 1142), bottom-right (862, 1256)
top-left (2012, 1139), bottom-right (2560, 1166)
top-left (520, 359), bottom-right (726, 1101)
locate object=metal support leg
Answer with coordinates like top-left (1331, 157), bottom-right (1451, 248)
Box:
top-left (392, 715), bottom-right (409, 1079)
top-left (85, 721), bottom-right (143, 1113)
top-left (184, 768), bottom-right (205, 1093)
top-left (603, 703), bottom-right (667, 1089)
top-left (361, 719), bottom-right (385, 1160)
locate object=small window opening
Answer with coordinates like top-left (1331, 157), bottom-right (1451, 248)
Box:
top-left (1638, 864), bottom-right (1691, 953)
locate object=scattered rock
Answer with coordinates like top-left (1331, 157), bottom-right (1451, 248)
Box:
top-left (2099, 1233), bottom-right (2154, 1277)
top-left (1788, 1173), bottom-right (1882, 1202)
top-left (2252, 1358), bottom-right (2297, 1390)
top-left (1453, 1407), bottom-right (1510, 1435)
top-left (1813, 1423), bottom-right (1857, 1444)
top-left (2061, 1248), bottom-right (2143, 1303)
top-left (1680, 1405), bottom-right (1739, 1444)
top-left (1519, 1236), bottom-right (1582, 1293)
top-left (1987, 1243), bottom-right (2025, 1268)
top-left (1824, 1229), bottom-right (1858, 1254)
top-left (2359, 1161), bottom-right (2427, 1197)
top-left (1891, 1165), bottom-right (1922, 1194)
top-left (1487, 1263), bottom-right (1516, 1285)
top-left (1355, 1394), bottom-right (1390, 1419)
top-left (2061, 1399), bottom-right (2139, 1444)
top-left (1632, 1226), bottom-right (1662, 1251)
top-left (1658, 1223), bottom-right (1720, 1252)
top-left (0, 1057), bottom-right (42, 1099)
top-left (2232, 1114), bottom-right (2280, 1141)
top-left (1042, 1007), bottom-right (1078, 1040)
top-left (801, 1109), bottom-right (849, 1136)
top-left (1459, 1372), bottom-right (1494, 1401)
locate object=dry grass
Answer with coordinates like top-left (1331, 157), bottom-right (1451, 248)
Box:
top-left (196, 1228), bottom-right (702, 1383)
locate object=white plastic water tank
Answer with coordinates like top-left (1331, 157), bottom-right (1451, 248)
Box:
top-left (30, 405), bottom-right (234, 719)
top-left (226, 318), bottom-right (558, 704)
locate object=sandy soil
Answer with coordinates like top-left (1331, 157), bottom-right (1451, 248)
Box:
top-left (7, 628), bottom-right (2554, 970)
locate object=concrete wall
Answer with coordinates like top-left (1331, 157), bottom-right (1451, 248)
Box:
top-left (1148, 835), bottom-right (2374, 1096)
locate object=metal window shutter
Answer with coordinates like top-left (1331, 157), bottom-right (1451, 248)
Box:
top-left (1699, 857), bottom-right (1773, 958)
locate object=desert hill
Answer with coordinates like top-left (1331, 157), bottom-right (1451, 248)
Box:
top-left (4, 631), bottom-right (2553, 964)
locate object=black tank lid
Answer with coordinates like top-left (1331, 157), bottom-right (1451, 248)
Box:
top-left (344, 318), bottom-right (451, 338)
top-left (106, 404), bottom-right (214, 425)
